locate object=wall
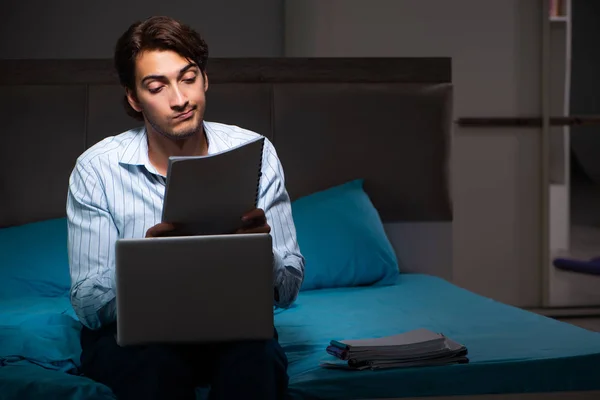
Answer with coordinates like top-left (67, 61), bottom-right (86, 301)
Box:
top-left (570, 1), bottom-right (600, 185)
top-left (1, 0), bottom-right (546, 307)
top-left (1, 0), bottom-right (284, 58)
top-left (285, 0), bottom-right (544, 307)
top-left (554, 0), bottom-right (600, 309)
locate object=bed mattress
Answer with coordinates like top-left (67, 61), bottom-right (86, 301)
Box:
top-left (2, 274), bottom-right (600, 400)
top-left (275, 274), bottom-right (600, 399)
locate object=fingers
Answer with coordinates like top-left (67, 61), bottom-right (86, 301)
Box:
top-left (236, 223), bottom-right (271, 235)
top-left (145, 222), bottom-right (177, 238)
top-left (145, 209), bottom-right (268, 238)
top-left (242, 208), bottom-right (266, 224)
top-left (235, 209), bottom-right (270, 234)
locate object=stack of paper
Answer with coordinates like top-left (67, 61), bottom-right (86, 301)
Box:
top-left (320, 328), bottom-right (468, 370)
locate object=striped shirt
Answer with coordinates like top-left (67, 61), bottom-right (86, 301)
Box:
top-left (67, 121), bottom-right (305, 330)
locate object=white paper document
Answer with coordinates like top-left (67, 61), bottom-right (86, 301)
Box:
top-left (161, 136), bottom-right (265, 236)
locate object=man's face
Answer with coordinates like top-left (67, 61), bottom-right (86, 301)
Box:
top-left (127, 49), bottom-right (208, 140)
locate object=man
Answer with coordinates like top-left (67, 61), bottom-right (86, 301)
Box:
top-left (66, 15), bottom-right (304, 400)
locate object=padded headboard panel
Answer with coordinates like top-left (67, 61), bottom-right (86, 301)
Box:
top-left (0, 58), bottom-right (452, 228)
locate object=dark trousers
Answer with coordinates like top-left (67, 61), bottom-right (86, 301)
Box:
top-left (80, 323), bottom-right (289, 400)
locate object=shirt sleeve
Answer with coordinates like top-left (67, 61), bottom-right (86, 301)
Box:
top-left (257, 139), bottom-right (306, 308)
top-left (67, 160), bottom-right (118, 330)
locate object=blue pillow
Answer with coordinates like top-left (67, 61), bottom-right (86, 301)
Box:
top-left (291, 179), bottom-right (400, 291)
top-left (0, 218), bottom-right (71, 298)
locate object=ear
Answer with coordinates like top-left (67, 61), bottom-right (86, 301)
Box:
top-left (203, 72), bottom-right (209, 92)
top-left (125, 87), bottom-right (142, 113)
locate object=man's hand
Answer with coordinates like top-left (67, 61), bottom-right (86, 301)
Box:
top-left (145, 210), bottom-right (269, 237)
top-left (145, 222), bottom-right (178, 238)
top-left (236, 208), bottom-right (271, 234)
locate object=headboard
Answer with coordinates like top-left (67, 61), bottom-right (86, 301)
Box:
top-left (0, 58), bottom-right (453, 277)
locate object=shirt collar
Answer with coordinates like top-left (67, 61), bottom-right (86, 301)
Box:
top-left (117, 122), bottom-right (216, 176)
top-left (118, 127), bottom-right (148, 167)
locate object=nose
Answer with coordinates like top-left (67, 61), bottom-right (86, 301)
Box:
top-left (169, 86), bottom-right (188, 111)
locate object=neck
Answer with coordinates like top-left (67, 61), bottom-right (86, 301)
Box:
top-left (146, 125), bottom-right (208, 176)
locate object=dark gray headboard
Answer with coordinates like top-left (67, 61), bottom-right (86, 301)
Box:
top-left (0, 58), bottom-right (452, 228)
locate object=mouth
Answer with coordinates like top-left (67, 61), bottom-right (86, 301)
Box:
top-left (173, 108), bottom-right (195, 121)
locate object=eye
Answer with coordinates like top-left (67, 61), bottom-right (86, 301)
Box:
top-left (148, 86), bottom-right (163, 94)
top-left (183, 76), bottom-right (197, 84)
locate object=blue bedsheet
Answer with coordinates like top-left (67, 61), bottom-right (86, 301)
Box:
top-left (0, 364), bottom-right (115, 400)
top-left (0, 296), bottom-right (116, 399)
top-left (276, 274), bottom-right (600, 399)
top-left (2, 275), bottom-right (600, 400)
top-left (0, 296), bottom-right (80, 372)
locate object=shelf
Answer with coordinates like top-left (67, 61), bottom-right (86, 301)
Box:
top-left (550, 16), bottom-right (568, 22)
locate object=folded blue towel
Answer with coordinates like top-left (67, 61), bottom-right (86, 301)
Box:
top-left (553, 257), bottom-right (600, 275)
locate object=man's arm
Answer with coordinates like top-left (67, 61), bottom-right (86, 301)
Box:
top-left (67, 160), bottom-right (119, 330)
top-left (257, 139), bottom-right (305, 308)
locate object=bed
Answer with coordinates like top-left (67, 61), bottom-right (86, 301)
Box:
top-left (1, 57), bottom-right (600, 400)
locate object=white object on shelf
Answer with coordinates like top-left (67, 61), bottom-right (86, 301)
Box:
top-left (550, 184), bottom-right (569, 252)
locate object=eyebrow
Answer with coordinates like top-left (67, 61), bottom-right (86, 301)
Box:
top-left (141, 63), bottom-right (199, 85)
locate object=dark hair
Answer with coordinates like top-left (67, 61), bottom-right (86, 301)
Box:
top-left (114, 16), bottom-right (209, 121)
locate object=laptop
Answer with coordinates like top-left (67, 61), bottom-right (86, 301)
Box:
top-left (114, 233), bottom-right (274, 346)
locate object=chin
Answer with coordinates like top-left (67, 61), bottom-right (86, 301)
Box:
top-left (147, 112), bottom-right (203, 141)
top-left (172, 131), bottom-right (197, 140)
top-left (171, 123), bottom-right (202, 139)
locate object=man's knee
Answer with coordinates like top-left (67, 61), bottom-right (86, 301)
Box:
top-left (84, 343), bottom-right (197, 400)
top-left (136, 345), bottom-right (194, 379)
top-left (212, 339), bottom-right (289, 399)
top-left (219, 338), bottom-right (288, 383)
top-left (121, 345), bottom-right (198, 399)
top-left (265, 339), bottom-right (288, 372)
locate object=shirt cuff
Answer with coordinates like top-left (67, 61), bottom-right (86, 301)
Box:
top-left (273, 251), bottom-right (284, 303)
top-left (273, 250), bottom-right (286, 275)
